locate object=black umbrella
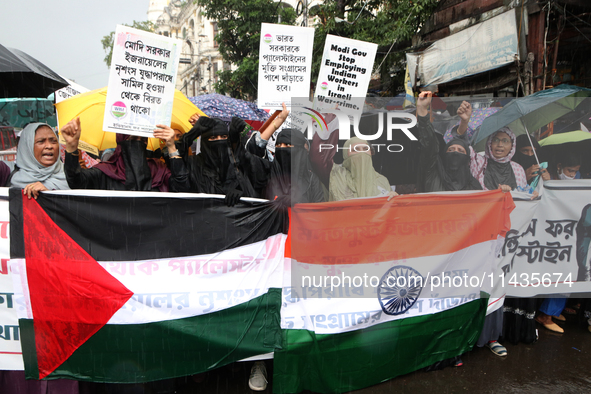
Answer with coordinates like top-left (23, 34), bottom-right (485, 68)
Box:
top-left (0, 43), bottom-right (68, 98)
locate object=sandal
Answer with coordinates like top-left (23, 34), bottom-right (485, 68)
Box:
top-left (486, 341), bottom-right (507, 357)
top-left (563, 307), bottom-right (577, 315)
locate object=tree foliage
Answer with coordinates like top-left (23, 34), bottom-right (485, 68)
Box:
top-left (310, 0), bottom-right (438, 94)
top-left (101, 21), bottom-right (155, 67)
top-left (202, 0), bottom-right (296, 100)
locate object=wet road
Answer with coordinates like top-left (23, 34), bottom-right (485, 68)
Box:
top-left (90, 315), bottom-right (590, 393)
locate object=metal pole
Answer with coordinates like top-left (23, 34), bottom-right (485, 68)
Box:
top-left (523, 124), bottom-right (541, 166)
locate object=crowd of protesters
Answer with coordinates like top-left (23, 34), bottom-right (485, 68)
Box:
top-left (2, 92), bottom-right (590, 393)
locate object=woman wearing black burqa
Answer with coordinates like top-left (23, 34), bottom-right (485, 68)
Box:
top-left (169, 115), bottom-right (273, 206)
top-left (265, 128), bottom-right (325, 205)
top-left (61, 117), bottom-right (182, 191)
top-left (512, 134), bottom-right (550, 184)
top-left (416, 92), bottom-right (482, 193)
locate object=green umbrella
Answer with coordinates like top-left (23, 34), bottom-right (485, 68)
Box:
top-left (538, 130), bottom-right (591, 178)
top-left (538, 130), bottom-right (591, 146)
top-left (473, 84), bottom-right (591, 152)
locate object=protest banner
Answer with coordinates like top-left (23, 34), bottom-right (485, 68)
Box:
top-left (314, 35), bottom-right (377, 116)
top-left (0, 189), bottom-right (22, 370)
top-left (1, 185), bottom-right (591, 388)
top-left (258, 23), bottom-right (314, 109)
top-left (103, 25), bottom-right (181, 137)
top-left (500, 180), bottom-right (591, 297)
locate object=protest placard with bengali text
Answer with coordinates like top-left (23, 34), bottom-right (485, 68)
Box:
top-left (103, 25), bottom-right (181, 137)
top-left (258, 23), bottom-right (314, 109)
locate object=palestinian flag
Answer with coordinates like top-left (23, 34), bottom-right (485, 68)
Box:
top-left (273, 190), bottom-right (514, 393)
top-left (9, 189), bottom-right (285, 382)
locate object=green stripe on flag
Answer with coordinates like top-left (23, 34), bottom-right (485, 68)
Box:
top-left (22, 289), bottom-right (282, 382)
top-left (273, 297), bottom-right (487, 394)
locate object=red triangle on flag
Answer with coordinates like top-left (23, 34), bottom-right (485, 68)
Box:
top-left (22, 197), bottom-right (133, 379)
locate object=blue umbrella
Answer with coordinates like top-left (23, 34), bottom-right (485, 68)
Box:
top-left (474, 84), bottom-right (591, 152)
top-left (188, 93), bottom-right (269, 121)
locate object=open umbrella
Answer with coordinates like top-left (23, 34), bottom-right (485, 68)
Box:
top-left (0, 43), bottom-right (68, 98)
top-left (189, 93), bottom-right (269, 121)
top-left (55, 87), bottom-right (205, 152)
top-left (474, 84), bottom-right (591, 152)
top-left (538, 130), bottom-right (591, 146)
top-left (538, 130), bottom-right (591, 178)
top-left (443, 107), bottom-right (501, 143)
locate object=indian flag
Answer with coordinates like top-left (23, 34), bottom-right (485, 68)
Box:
top-left (9, 189), bottom-right (286, 382)
top-left (273, 190), bottom-right (514, 393)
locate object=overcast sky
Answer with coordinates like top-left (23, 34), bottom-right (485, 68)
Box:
top-left (1, 0), bottom-right (150, 91)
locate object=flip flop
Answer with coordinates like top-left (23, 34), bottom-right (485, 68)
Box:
top-left (563, 307), bottom-right (577, 315)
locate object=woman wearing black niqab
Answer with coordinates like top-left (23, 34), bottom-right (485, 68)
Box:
top-left (415, 93), bottom-right (481, 192)
top-left (512, 134), bottom-right (550, 184)
top-left (170, 116), bottom-right (270, 206)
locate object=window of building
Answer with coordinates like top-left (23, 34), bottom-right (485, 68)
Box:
top-left (212, 22), bottom-right (219, 48)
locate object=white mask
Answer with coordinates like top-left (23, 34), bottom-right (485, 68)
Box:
top-left (558, 169), bottom-right (575, 180)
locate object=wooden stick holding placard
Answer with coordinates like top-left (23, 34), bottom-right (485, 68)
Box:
top-left (259, 110), bottom-right (281, 138)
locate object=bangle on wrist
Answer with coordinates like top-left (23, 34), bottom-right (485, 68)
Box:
top-left (69, 149), bottom-right (80, 156)
top-left (273, 120), bottom-right (279, 130)
top-left (169, 150), bottom-right (180, 158)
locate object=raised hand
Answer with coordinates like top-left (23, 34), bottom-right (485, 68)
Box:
top-left (188, 113), bottom-right (201, 126)
top-left (417, 91), bottom-right (432, 117)
top-left (61, 117), bottom-right (81, 153)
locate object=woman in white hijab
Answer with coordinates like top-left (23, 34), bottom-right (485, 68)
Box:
top-left (10, 122), bottom-right (69, 199)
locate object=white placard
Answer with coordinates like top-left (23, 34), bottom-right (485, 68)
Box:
top-left (54, 78), bottom-right (89, 103)
top-left (314, 35), bottom-right (377, 116)
top-left (103, 25), bottom-right (181, 137)
top-left (258, 23), bottom-right (314, 109)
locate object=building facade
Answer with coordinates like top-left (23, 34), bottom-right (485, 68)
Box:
top-left (148, 0), bottom-right (225, 97)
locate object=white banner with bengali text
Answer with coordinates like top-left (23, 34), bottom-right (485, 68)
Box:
top-left (258, 23), bottom-right (314, 109)
top-left (103, 25), bottom-right (181, 137)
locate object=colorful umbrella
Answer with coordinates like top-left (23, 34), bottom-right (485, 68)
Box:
top-left (55, 87), bottom-right (205, 152)
top-left (189, 94), bottom-right (269, 121)
top-left (443, 107), bottom-right (501, 143)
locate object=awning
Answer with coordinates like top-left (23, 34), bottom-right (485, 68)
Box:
top-left (407, 8), bottom-right (519, 87)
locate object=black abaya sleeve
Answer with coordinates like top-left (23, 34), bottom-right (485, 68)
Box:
top-left (416, 115), bottom-right (445, 193)
top-left (64, 151), bottom-right (108, 190)
top-left (167, 158), bottom-right (192, 192)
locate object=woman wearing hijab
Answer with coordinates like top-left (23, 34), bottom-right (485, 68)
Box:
top-left (266, 128), bottom-right (325, 205)
top-left (416, 92), bottom-right (482, 193)
top-left (61, 117), bottom-right (181, 191)
top-left (169, 115), bottom-right (271, 206)
top-left (328, 137), bottom-right (394, 201)
top-left (469, 127), bottom-right (528, 192)
top-left (512, 134), bottom-right (550, 184)
top-left (10, 122), bottom-right (70, 199)
top-left (2, 124), bottom-right (78, 394)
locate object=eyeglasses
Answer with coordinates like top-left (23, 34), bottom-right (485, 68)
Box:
top-left (492, 138), bottom-right (511, 146)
